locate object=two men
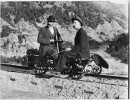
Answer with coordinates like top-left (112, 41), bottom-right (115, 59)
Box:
top-left (37, 15), bottom-right (62, 65)
top-left (37, 15), bottom-right (90, 73)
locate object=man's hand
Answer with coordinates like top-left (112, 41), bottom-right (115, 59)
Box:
top-left (66, 47), bottom-right (71, 51)
top-left (50, 39), bottom-right (55, 43)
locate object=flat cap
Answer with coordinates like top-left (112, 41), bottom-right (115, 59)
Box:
top-left (72, 17), bottom-right (83, 26)
top-left (47, 15), bottom-right (56, 22)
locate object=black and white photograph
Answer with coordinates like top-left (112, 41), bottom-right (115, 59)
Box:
top-left (0, 0), bottom-right (129, 99)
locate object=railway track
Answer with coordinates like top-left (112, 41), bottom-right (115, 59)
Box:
top-left (84, 74), bottom-right (128, 80)
top-left (1, 63), bottom-right (128, 81)
top-left (1, 63), bottom-right (31, 70)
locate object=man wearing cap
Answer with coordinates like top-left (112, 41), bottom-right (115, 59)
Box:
top-left (55, 17), bottom-right (90, 74)
top-left (37, 15), bottom-right (62, 65)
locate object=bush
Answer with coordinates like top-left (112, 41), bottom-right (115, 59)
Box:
top-left (89, 39), bottom-right (102, 49)
top-left (106, 33), bottom-right (128, 64)
top-left (1, 26), bottom-right (15, 38)
top-left (1, 1), bottom-right (126, 30)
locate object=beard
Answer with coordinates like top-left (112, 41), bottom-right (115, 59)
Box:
top-left (48, 23), bottom-right (51, 26)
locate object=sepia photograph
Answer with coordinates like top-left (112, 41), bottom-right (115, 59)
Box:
top-left (0, 0), bottom-right (129, 99)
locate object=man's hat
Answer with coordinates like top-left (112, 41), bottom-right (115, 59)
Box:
top-left (47, 15), bottom-right (56, 22)
top-left (72, 17), bottom-right (83, 26)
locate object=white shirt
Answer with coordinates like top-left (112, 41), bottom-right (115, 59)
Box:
top-left (49, 27), bottom-right (54, 35)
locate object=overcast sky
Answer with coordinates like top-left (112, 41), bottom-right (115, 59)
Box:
top-left (1, 0), bottom-right (128, 4)
top-left (108, 0), bottom-right (128, 4)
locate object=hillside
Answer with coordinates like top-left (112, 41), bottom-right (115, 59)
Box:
top-left (0, 1), bottom-right (128, 65)
top-left (1, 1), bottom-right (128, 35)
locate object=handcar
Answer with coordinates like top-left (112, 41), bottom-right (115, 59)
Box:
top-left (26, 40), bottom-right (109, 80)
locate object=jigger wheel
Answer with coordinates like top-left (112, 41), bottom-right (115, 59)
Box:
top-left (92, 65), bottom-right (102, 75)
top-left (69, 69), bottom-right (84, 80)
top-left (70, 73), bottom-right (84, 80)
top-left (33, 64), bottom-right (48, 75)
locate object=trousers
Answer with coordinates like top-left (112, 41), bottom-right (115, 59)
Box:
top-left (55, 50), bottom-right (78, 72)
top-left (39, 45), bottom-right (58, 65)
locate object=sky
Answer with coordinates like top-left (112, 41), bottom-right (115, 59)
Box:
top-left (1, 0), bottom-right (129, 4)
top-left (104, 0), bottom-right (128, 4)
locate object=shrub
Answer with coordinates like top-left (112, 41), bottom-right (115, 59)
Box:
top-left (106, 33), bottom-right (128, 64)
top-left (1, 1), bottom-right (126, 30)
top-left (89, 38), bottom-right (102, 49)
top-left (1, 26), bottom-right (15, 38)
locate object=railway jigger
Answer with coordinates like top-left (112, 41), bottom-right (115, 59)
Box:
top-left (26, 40), bottom-right (109, 80)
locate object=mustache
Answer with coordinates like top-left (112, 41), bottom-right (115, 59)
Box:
top-left (48, 23), bottom-right (51, 26)
top-left (73, 25), bottom-right (76, 28)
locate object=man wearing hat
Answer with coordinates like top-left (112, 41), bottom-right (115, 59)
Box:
top-left (37, 15), bottom-right (62, 65)
top-left (55, 17), bottom-right (90, 74)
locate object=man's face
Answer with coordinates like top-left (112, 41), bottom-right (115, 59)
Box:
top-left (48, 21), bottom-right (55, 26)
top-left (72, 20), bottom-right (81, 29)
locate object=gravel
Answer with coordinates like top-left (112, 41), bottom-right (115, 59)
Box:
top-left (0, 67), bottom-right (128, 99)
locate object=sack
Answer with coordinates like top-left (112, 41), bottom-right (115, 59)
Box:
top-left (92, 54), bottom-right (109, 69)
top-left (26, 48), bottom-right (39, 67)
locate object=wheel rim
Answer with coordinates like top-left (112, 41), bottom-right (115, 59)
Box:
top-left (69, 69), bottom-right (84, 80)
top-left (70, 73), bottom-right (84, 80)
top-left (33, 64), bottom-right (47, 75)
top-left (92, 65), bottom-right (102, 75)
top-left (48, 67), bottom-right (54, 71)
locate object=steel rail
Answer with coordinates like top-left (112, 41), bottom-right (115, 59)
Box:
top-left (1, 63), bottom-right (128, 82)
top-left (1, 63), bottom-right (31, 70)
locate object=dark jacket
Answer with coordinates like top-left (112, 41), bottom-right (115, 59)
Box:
top-left (55, 27), bottom-right (90, 72)
top-left (73, 28), bottom-right (90, 58)
top-left (37, 26), bottom-right (62, 57)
